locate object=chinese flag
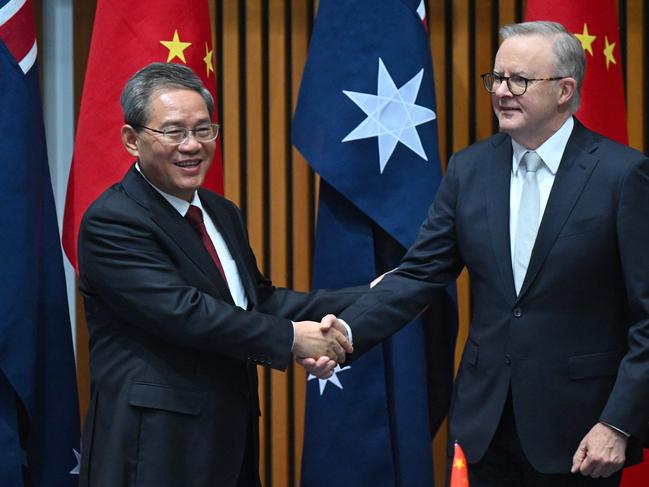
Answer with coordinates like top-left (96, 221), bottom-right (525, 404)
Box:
top-left (450, 442), bottom-right (470, 487)
top-left (525, 5), bottom-right (645, 486)
top-left (62, 0), bottom-right (222, 271)
top-left (525, 0), bottom-right (627, 145)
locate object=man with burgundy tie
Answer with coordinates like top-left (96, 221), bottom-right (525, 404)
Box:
top-left (314, 21), bottom-right (649, 486)
top-left (77, 62), bottom-right (361, 487)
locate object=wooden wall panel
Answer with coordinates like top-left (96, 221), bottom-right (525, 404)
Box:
top-left (220, 0), bottom-right (243, 207)
top-left (625, 0), bottom-right (645, 153)
top-left (68, 0), bottom-right (648, 485)
top-left (268, 3), bottom-right (290, 485)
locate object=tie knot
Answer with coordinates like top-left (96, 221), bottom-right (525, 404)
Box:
top-left (521, 151), bottom-right (543, 173)
top-left (185, 205), bottom-right (204, 226)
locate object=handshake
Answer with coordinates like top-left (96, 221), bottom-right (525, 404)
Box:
top-left (292, 314), bottom-right (351, 379)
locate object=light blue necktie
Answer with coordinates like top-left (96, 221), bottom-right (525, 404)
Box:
top-left (513, 151), bottom-right (543, 295)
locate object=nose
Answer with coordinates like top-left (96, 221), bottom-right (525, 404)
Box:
top-left (177, 133), bottom-right (202, 152)
top-left (494, 79), bottom-right (513, 97)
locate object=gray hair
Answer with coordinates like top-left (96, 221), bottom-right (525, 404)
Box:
top-left (120, 62), bottom-right (214, 128)
top-left (500, 21), bottom-right (586, 113)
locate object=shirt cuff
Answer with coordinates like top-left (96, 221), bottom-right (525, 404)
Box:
top-left (600, 421), bottom-right (630, 438)
top-left (337, 319), bottom-right (353, 345)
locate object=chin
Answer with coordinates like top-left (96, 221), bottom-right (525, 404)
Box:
top-left (497, 116), bottom-right (521, 134)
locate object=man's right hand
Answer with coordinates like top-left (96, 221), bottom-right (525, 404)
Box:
top-left (292, 315), bottom-right (353, 364)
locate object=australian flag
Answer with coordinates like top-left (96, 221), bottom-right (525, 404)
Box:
top-left (293, 1), bottom-right (457, 485)
top-left (0, 1), bottom-right (80, 485)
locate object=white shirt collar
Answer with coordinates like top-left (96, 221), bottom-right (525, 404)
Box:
top-left (511, 116), bottom-right (574, 176)
top-left (134, 162), bottom-right (203, 216)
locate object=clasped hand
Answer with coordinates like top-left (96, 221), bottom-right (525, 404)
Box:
top-left (292, 314), bottom-right (350, 379)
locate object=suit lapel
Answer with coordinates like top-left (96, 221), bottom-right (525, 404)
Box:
top-left (485, 135), bottom-right (517, 302)
top-left (121, 166), bottom-right (235, 304)
top-left (200, 190), bottom-right (258, 308)
top-left (517, 121), bottom-right (599, 299)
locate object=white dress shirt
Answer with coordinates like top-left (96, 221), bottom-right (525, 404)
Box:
top-left (135, 163), bottom-right (248, 310)
top-left (509, 117), bottom-right (574, 265)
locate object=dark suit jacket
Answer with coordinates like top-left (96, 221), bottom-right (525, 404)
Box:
top-left (340, 120), bottom-right (649, 473)
top-left (77, 166), bottom-right (363, 487)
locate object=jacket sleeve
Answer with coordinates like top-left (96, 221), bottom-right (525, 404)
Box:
top-left (600, 155), bottom-right (649, 440)
top-left (78, 195), bottom-right (295, 370)
top-left (338, 155), bottom-right (465, 359)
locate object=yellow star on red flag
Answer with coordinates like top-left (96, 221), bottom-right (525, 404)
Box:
top-left (450, 442), bottom-right (470, 487)
top-left (204, 43), bottom-right (214, 78)
top-left (160, 29), bottom-right (192, 63)
top-left (575, 23), bottom-right (596, 56)
top-left (603, 36), bottom-right (617, 70)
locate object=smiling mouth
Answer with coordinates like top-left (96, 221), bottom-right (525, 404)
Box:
top-left (174, 160), bottom-right (201, 168)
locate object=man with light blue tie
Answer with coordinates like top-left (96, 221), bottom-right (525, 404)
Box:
top-left (308, 20), bottom-right (649, 486)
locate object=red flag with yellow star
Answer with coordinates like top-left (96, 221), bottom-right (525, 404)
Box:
top-left (450, 442), bottom-right (470, 487)
top-left (62, 0), bottom-right (222, 271)
top-left (525, 0), bottom-right (627, 145)
top-left (526, 5), bottom-right (649, 486)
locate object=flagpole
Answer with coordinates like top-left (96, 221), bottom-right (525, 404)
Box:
top-left (42, 0), bottom-right (77, 354)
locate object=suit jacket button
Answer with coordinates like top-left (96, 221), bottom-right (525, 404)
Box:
top-left (505, 354), bottom-right (511, 365)
top-left (513, 307), bottom-right (522, 318)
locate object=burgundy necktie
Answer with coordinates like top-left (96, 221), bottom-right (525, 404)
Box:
top-left (185, 205), bottom-right (228, 285)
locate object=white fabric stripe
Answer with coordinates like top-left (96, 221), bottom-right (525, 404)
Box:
top-left (417, 0), bottom-right (425, 20)
top-left (18, 38), bottom-right (36, 73)
top-left (0, 0), bottom-right (27, 27)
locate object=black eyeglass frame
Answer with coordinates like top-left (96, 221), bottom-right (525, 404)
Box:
top-left (480, 72), bottom-right (565, 96)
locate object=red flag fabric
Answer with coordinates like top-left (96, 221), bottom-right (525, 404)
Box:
top-left (621, 450), bottom-right (649, 487)
top-left (525, 0), bottom-right (628, 145)
top-left (450, 442), bottom-right (470, 487)
top-left (62, 0), bottom-right (222, 271)
top-left (526, 4), bottom-right (645, 486)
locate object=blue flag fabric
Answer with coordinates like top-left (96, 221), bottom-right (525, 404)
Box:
top-left (0, 8), bottom-right (80, 486)
top-left (293, 1), bottom-right (456, 485)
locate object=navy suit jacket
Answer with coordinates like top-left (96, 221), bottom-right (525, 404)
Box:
top-left (340, 120), bottom-right (649, 473)
top-left (78, 166), bottom-right (364, 486)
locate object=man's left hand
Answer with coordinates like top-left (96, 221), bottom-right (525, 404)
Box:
top-left (571, 422), bottom-right (627, 478)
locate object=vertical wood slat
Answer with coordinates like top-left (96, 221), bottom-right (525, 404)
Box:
top-left (625, 0), bottom-right (645, 152)
top-left (221, 0), bottom-right (242, 207)
top-left (474, 0), bottom-right (496, 141)
top-left (267, 2), bottom-right (290, 486)
top-left (289, 1), bottom-right (312, 484)
top-left (242, 0), bottom-right (268, 480)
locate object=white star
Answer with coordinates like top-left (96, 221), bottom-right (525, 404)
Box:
top-left (308, 364), bottom-right (351, 395)
top-left (342, 58), bottom-right (436, 173)
top-left (69, 448), bottom-right (81, 475)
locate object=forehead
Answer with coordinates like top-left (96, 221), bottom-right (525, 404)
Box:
top-left (146, 88), bottom-right (210, 124)
top-left (494, 34), bottom-right (557, 74)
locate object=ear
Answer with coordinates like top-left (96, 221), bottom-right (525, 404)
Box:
top-left (121, 125), bottom-right (140, 158)
top-left (557, 77), bottom-right (577, 108)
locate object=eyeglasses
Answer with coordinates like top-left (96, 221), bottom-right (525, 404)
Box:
top-left (480, 72), bottom-right (564, 96)
top-left (136, 123), bottom-right (220, 145)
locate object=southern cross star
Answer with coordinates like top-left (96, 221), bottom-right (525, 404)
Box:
top-left (342, 58), bottom-right (436, 173)
top-left (308, 364), bottom-right (351, 395)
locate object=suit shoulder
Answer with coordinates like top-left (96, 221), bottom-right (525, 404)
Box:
top-left (83, 183), bottom-right (131, 218)
top-left (591, 133), bottom-right (647, 162)
top-left (448, 133), bottom-right (509, 169)
top-left (81, 182), bottom-right (152, 235)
